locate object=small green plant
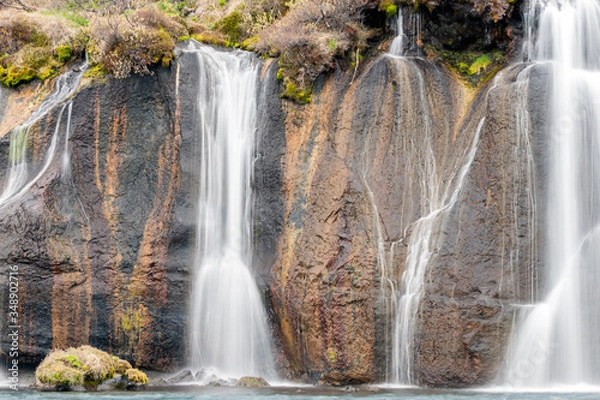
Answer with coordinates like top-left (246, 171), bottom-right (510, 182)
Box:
top-left (282, 81), bottom-right (311, 105)
top-left (216, 11), bottom-right (244, 43)
top-left (328, 39), bottom-right (337, 52)
top-left (327, 348), bottom-right (337, 364)
top-left (468, 54), bottom-right (492, 75)
top-left (55, 46), bottom-right (72, 62)
top-left (65, 355), bottom-right (81, 369)
top-left (219, 0), bottom-right (226, 5)
top-left (379, 0), bottom-right (398, 16)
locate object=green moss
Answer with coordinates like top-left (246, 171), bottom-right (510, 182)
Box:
top-left (216, 11), bottom-right (244, 43)
top-left (65, 355), bottom-right (81, 369)
top-left (282, 81), bottom-right (312, 105)
top-left (434, 47), bottom-right (505, 87)
top-left (124, 368), bottom-right (148, 385)
top-left (468, 54), bottom-right (492, 75)
top-left (113, 357), bottom-right (132, 375)
top-left (178, 35), bottom-right (191, 41)
top-left (55, 45), bottom-right (72, 62)
top-left (1, 65), bottom-right (36, 87)
top-left (191, 33), bottom-right (227, 47)
top-left (237, 376), bottom-right (269, 387)
top-left (241, 36), bottom-right (258, 50)
top-left (84, 63), bottom-right (108, 78)
top-left (379, 0), bottom-right (398, 16)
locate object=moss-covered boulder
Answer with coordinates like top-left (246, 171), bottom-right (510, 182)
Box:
top-left (113, 368), bottom-right (148, 390)
top-left (237, 376), bottom-right (270, 387)
top-left (35, 345), bottom-right (142, 391)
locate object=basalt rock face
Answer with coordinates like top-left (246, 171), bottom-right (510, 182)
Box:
top-left (0, 67), bottom-right (186, 369)
top-left (0, 52), bottom-right (286, 371)
top-left (271, 56), bottom-right (547, 386)
top-left (413, 64), bottom-right (549, 386)
top-left (270, 56), bottom-right (468, 384)
top-left (0, 45), bottom-right (548, 387)
top-left (402, 0), bottom-right (525, 53)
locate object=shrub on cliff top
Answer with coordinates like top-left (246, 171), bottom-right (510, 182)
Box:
top-left (87, 5), bottom-right (185, 78)
top-left (0, 10), bottom-right (82, 87)
top-left (254, 0), bottom-right (376, 103)
top-left (36, 345), bottom-right (137, 391)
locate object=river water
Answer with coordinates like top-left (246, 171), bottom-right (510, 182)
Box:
top-left (0, 388), bottom-right (598, 400)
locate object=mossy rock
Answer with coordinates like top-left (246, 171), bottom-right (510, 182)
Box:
top-left (429, 47), bottom-right (505, 87)
top-left (114, 357), bottom-right (132, 375)
top-left (237, 376), bottom-right (270, 387)
top-left (125, 368), bottom-right (148, 385)
top-left (35, 345), bottom-right (133, 391)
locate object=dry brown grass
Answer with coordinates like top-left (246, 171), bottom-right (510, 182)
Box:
top-left (87, 5), bottom-right (186, 78)
top-left (254, 0), bottom-right (375, 101)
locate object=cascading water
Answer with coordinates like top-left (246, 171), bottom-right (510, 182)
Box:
top-left (380, 22), bottom-right (487, 384)
top-left (504, 0), bottom-right (600, 388)
top-left (389, 8), bottom-right (421, 57)
top-left (184, 42), bottom-right (276, 381)
top-left (389, 9), bottom-right (405, 56)
top-left (0, 65), bottom-right (85, 208)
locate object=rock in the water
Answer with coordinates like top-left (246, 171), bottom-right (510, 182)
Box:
top-left (163, 369), bottom-right (196, 384)
top-left (35, 345), bottom-right (134, 391)
top-left (236, 376), bottom-right (270, 388)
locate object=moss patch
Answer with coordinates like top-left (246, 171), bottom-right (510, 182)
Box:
top-left (379, 0), bottom-right (398, 16)
top-left (125, 368), bottom-right (148, 385)
top-left (429, 47), bottom-right (505, 86)
top-left (215, 11), bottom-right (244, 43)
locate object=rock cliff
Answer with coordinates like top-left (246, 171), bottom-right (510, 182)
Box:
top-left (0, 20), bottom-right (548, 389)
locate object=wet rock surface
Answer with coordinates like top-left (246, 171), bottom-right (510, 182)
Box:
top-left (0, 43), bottom-right (547, 388)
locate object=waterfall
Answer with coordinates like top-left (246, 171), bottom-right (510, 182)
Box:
top-left (389, 8), bottom-right (422, 57)
top-left (376, 39), bottom-right (488, 382)
top-left (185, 42), bottom-right (276, 381)
top-left (392, 115), bottom-right (485, 385)
top-left (0, 64), bottom-right (85, 209)
top-left (389, 9), bottom-right (405, 56)
top-left (504, 0), bottom-right (600, 388)
top-left (61, 102), bottom-right (74, 182)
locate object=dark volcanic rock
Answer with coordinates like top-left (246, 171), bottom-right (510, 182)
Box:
top-left (0, 67), bottom-right (186, 369)
top-left (401, 0), bottom-right (525, 54)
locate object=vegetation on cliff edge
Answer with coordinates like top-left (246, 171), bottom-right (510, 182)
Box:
top-left (0, 0), bottom-right (521, 100)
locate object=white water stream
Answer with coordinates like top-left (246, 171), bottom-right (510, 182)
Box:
top-left (504, 0), bottom-right (600, 388)
top-left (184, 43), bottom-right (276, 381)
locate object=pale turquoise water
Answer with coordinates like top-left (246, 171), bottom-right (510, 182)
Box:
top-left (0, 390), bottom-right (599, 400)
